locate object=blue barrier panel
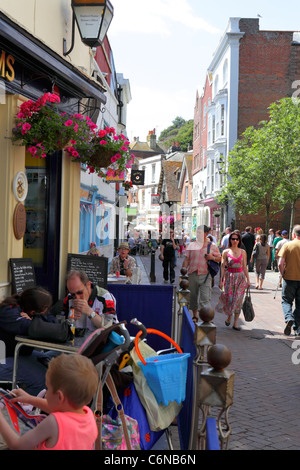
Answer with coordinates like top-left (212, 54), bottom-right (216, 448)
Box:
top-left (177, 306), bottom-right (196, 450)
top-left (107, 284), bottom-right (174, 352)
top-left (206, 417), bottom-right (220, 450)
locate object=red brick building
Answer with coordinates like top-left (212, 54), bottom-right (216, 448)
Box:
top-left (193, 18), bottom-right (300, 235)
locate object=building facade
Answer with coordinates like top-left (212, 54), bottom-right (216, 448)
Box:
top-left (193, 17), bottom-right (300, 237)
top-left (0, 1), bottom-right (114, 301)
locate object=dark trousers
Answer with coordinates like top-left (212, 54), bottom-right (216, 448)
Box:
top-left (163, 257), bottom-right (175, 282)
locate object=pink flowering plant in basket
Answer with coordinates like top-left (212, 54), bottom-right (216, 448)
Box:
top-left (69, 126), bottom-right (135, 179)
top-left (11, 93), bottom-right (134, 179)
top-left (11, 92), bottom-right (93, 158)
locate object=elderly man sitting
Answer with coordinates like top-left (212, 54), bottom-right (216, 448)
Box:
top-left (109, 242), bottom-right (136, 278)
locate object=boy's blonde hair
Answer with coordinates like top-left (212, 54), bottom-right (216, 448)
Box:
top-left (47, 354), bottom-right (99, 407)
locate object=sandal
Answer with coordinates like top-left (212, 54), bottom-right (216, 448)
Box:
top-left (225, 320), bottom-right (230, 326)
top-left (225, 315), bottom-right (232, 326)
top-left (232, 326), bottom-right (241, 331)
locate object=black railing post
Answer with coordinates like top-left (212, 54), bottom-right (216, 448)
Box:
top-left (150, 249), bottom-right (156, 282)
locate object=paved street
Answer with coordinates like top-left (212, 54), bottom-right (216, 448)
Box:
top-left (136, 250), bottom-right (300, 450)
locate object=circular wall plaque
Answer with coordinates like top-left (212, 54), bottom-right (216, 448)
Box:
top-left (13, 171), bottom-right (28, 202)
top-left (13, 203), bottom-right (26, 240)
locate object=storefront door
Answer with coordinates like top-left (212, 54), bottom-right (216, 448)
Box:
top-left (23, 151), bottom-right (62, 300)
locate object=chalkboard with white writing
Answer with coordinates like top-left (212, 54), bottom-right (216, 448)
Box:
top-left (10, 258), bottom-right (36, 294)
top-left (67, 254), bottom-right (108, 289)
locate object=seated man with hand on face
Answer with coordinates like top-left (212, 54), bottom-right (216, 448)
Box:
top-left (109, 242), bottom-right (136, 278)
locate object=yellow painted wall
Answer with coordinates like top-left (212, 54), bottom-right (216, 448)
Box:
top-left (0, 0), bottom-right (95, 298)
top-left (0, 0), bottom-right (93, 74)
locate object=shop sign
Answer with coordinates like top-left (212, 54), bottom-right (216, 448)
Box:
top-left (0, 50), bottom-right (15, 82)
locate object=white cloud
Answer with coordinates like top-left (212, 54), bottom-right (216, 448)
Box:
top-left (109, 0), bottom-right (220, 36)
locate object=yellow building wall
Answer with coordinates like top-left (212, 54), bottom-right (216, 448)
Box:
top-left (0, 0), bottom-right (93, 76)
top-left (0, 0), bottom-right (95, 298)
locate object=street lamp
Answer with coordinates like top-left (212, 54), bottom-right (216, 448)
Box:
top-left (63, 0), bottom-right (114, 55)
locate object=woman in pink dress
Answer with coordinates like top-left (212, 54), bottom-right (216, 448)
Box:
top-left (217, 232), bottom-right (251, 331)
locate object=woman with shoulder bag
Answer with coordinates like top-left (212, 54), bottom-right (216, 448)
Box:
top-left (251, 234), bottom-right (269, 290)
top-left (217, 232), bottom-right (250, 331)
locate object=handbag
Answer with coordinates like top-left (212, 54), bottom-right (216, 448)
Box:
top-left (108, 382), bottom-right (164, 450)
top-left (252, 243), bottom-right (259, 259)
top-left (207, 242), bottom-right (220, 278)
top-left (95, 373), bottom-right (140, 450)
top-left (27, 316), bottom-right (73, 343)
top-left (242, 287), bottom-right (255, 321)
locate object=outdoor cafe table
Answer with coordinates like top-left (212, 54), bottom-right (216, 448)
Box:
top-left (12, 335), bottom-right (84, 390)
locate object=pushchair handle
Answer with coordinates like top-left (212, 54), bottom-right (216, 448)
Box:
top-left (134, 328), bottom-right (183, 365)
top-left (130, 318), bottom-right (147, 340)
top-left (118, 323), bottom-right (131, 351)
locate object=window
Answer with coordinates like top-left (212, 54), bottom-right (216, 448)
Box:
top-left (151, 164), bottom-right (156, 183)
top-left (212, 115), bottom-right (215, 143)
top-left (185, 186), bottom-right (188, 204)
top-left (221, 104), bottom-right (225, 136)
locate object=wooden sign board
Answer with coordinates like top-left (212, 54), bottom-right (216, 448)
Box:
top-left (67, 254), bottom-right (108, 289)
top-left (10, 258), bottom-right (36, 294)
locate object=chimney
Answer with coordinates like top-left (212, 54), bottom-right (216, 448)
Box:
top-left (147, 129), bottom-right (157, 149)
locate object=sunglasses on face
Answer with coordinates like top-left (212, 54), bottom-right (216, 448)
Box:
top-left (231, 238), bottom-right (239, 241)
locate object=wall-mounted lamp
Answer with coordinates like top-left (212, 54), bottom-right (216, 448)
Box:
top-left (63, 0), bottom-right (114, 56)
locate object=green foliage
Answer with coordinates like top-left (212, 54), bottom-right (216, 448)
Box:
top-left (158, 116), bottom-right (193, 151)
top-left (218, 97), bottom-right (300, 231)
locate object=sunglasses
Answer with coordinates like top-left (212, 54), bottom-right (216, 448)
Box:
top-left (231, 238), bottom-right (239, 241)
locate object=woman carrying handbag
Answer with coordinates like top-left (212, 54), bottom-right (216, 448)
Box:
top-left (216, 232), bottom-right (251, 331)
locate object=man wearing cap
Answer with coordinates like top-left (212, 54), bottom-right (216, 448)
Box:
top-left (278, 225), bottom-right (300, 336)
top-left (109, 242), bottom-right (136, 278)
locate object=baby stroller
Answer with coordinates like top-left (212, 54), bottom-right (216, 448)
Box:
top-left (78, 319), bottom-right (189, 451)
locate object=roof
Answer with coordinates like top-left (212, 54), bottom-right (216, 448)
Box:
top-left (158, 160), bottom-right (183, 202)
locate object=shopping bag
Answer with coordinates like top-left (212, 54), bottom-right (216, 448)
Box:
top-left (102, 413), bottom-right (140, 450)
top-left (108, 382), bottom-right (163, 450)
top-left (242, 288), bottom-right (255, 321)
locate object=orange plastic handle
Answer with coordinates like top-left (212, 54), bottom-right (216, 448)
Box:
top-left (134, 328), bottom-right (183, 365)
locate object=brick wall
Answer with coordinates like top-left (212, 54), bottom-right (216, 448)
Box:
top-left (238, 19), bottom-right (300, 137)
top-left (235, 19), bottom-right (300, 229)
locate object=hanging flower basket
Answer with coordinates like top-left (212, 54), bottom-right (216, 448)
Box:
top-left (11, 93), bottom-right (135, 179)
top-left (10, 92), bottom-right (93, 158)
top-left (68, 126), bottom-right (135, 179)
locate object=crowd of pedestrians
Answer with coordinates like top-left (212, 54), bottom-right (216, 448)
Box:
top-left (178, 224), bottom-right (299, 334)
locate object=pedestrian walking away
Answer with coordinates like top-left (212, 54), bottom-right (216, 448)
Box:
top-left (182, 225), bottom-right (221, 322)
top-left (160, 228), bottom-right (179, 284)
top-left (216, 231), bottom-right (250, 331)
top-left (242, 226), bottom-right (255, 272)
top-left (251, 233), bottom-right (269, 290)
top-left (278, 225), bottom-right (300, 336)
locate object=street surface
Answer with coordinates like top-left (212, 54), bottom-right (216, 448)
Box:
top-left (137, 250), bottom-right (300, 450)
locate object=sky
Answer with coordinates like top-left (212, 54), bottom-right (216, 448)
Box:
top-left (108, 0), bottom-right (300, 143)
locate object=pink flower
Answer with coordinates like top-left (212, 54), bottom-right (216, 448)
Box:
top-left (100, 140), bottom-right (107, 145)
top-left (111, 155), bottom-right (117, 163)
top-left (72, 150), bottom-right (79, 157)
top-left (64, 120), bottom-right (73, 127)
top-left (113, 136), bottom-right (120, 141)
top-left (27, 146), bottom-right (37, 155)
top-left (22, 123), bottom-right (31, 132)
top-left (115, 153), bottom-right (121, 160)
top-left (121, 146), bottom-right (128, 152)
top-left (98, 129), bottom-right (107, 138)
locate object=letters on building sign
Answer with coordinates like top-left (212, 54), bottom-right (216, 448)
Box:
top-left (0, 50), bottom-right (15, 82)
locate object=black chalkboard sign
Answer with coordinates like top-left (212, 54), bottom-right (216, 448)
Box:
top-left (67, 254), bottom-right (108, 289)
top-left (10, 258), bottom-right (36, 294)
